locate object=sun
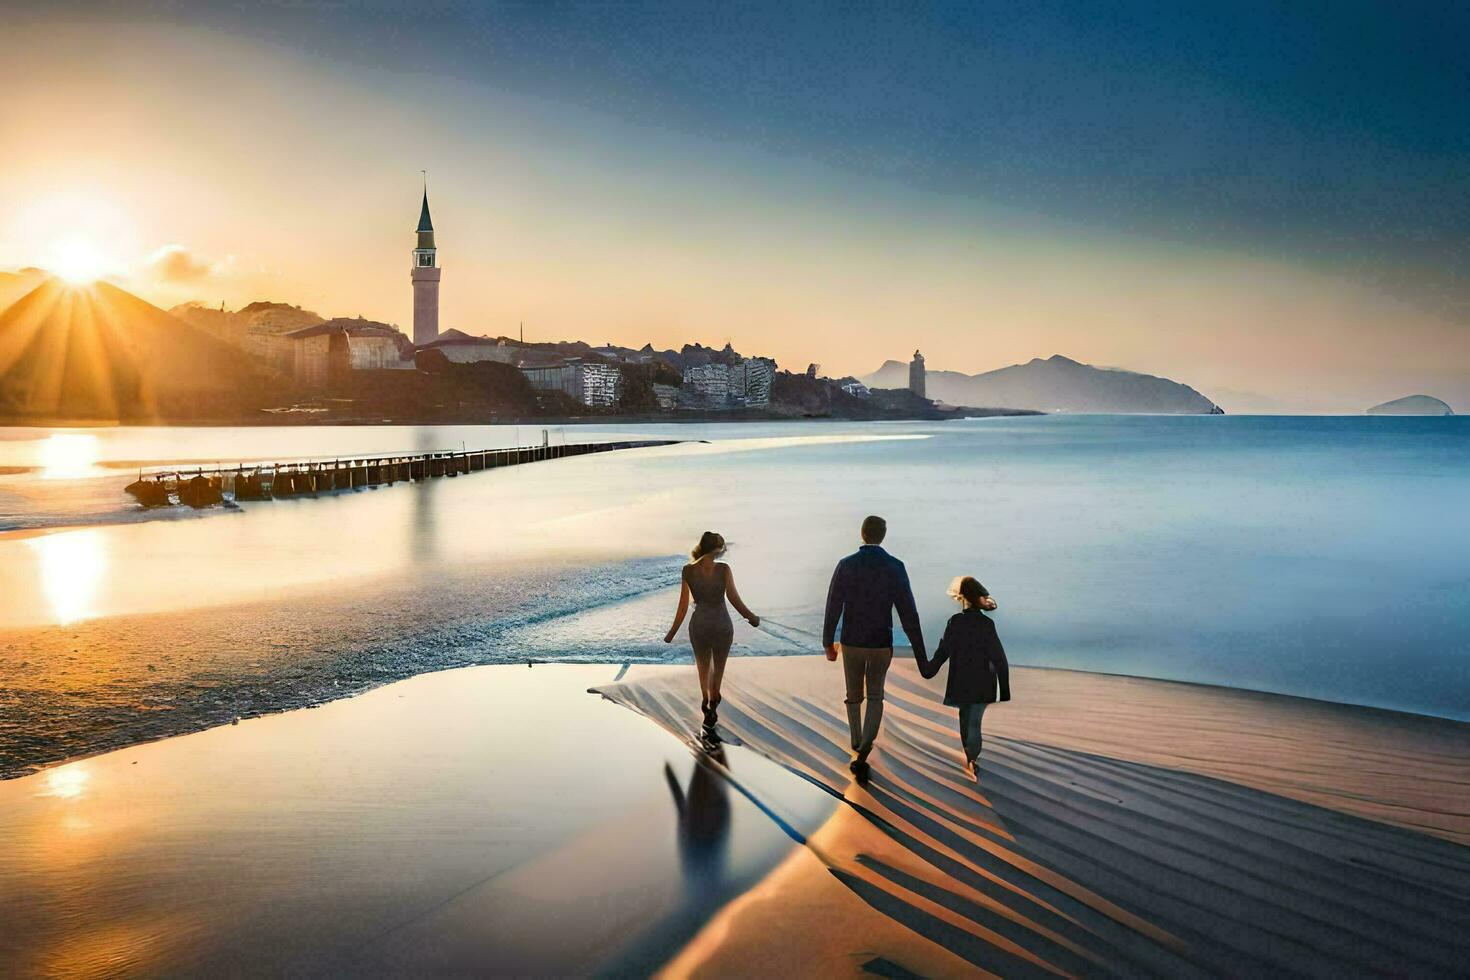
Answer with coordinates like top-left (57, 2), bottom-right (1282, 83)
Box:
top-left (46, 236), bottom-right (113, 285)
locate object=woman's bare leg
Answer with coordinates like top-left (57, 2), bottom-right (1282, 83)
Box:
top-left (708, 647), bottom-right (729, 706)
top-left (693, 646), bottom-right (713, 703)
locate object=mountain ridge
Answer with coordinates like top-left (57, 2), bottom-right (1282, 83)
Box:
top-left (0, 277), bottom-right (282, 423)
top-left (862, 353), bottom-right (1220, 413)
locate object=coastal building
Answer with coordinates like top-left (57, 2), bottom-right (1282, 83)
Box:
top-left (519, 358), bottom-right (622, 408)
top-left (579, 362), bottom-right (622, 407)
top-left (411, 188), bottom-right (441, 346)
top-left (677, 356), bottom-right (777, 409)
top-left (681, 356), bottom-right (775, 409)
top-left (244, 304), bottom-right (327, 376)
top-left (841, 381), bottom-right (871, 399)
top-left (652, 383), bottom-right (680, 410)
top-left (286, 318), bottom-right (415, 387)
top-left (247, 328), bottom-right (297, 377)
top-left (519, 360), bottom-right (579, 401)
top-left (171, 300), bottom-right (324, 377)
top-left (419, 329), bottom-right (521, 364)
top-left (730, 356), bottom-right (776, 407)
top-left (680, 362), bottom-right (731, 408)
top-left (909, 349), bottom-right (926, 398)
top-left (591, 344), bottom-right (652, 365)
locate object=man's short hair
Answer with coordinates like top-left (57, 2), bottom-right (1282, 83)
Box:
top-left (861, 515), bottom-right (887, 544)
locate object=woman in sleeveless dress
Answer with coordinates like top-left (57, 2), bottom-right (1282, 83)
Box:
top-left (664, 531), bottom-right (760, 732)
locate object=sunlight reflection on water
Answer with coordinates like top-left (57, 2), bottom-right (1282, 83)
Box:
top-left (25, 527), bottom-right (107, 625)
top-left (38, 433), bottom-right (104, 480)
top-left (40, 764), bottom-right (91, 800)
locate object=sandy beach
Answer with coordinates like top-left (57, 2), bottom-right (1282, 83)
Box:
top-left (3, 652), bottom-right (1466, 977)
top-left (597, 656), bottom-right (1470, 977)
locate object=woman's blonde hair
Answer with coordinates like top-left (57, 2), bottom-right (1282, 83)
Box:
top-left (690, 531), bottom-right (726, 562)
top-left (948, 575), bottom-right (988, 607)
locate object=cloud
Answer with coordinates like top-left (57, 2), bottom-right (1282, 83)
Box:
top-left (146, 244), bottom-right (229, 283)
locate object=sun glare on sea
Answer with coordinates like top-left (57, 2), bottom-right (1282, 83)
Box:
top-left (38, 433), bottom-right (103, 480)
top-left (26, 529), bottom-right (108, 626)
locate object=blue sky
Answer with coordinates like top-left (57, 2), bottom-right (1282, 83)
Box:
top-left (4, 1), bottom-right (1467, 409)
top-left (166, 1), bottom-right (1470, 296)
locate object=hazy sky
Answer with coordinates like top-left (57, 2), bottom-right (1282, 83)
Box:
top-left (2, 1), bottom-right (1466, 411)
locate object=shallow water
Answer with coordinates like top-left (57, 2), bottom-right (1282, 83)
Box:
top-left (0, 664), bottom-right (836, 976)
top-left (0, 416), bottom-right (1465, 776)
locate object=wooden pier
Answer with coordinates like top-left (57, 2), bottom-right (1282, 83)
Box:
top-left (124, 439), bottom-right (682, 509)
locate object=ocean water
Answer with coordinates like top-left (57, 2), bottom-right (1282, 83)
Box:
top-left (0, 416), bottom-right (1465, 774)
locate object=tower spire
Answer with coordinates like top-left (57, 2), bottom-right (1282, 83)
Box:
top-left (411, 174), bottom-right (441, 345)
top-left (417, 173), bottom-right (433, 235)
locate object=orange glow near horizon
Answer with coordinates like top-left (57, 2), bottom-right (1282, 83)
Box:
top-left (9, 188), bottom-right (137, 287)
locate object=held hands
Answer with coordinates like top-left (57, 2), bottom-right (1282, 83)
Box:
top-left (664, 629), bottom-right (676, 644)
top-left (980, 596), bottom-right (998, 611)
top-left (825, 643), bottom-right (840, 662)
top-left (746, 614), bottom-right (760, 628)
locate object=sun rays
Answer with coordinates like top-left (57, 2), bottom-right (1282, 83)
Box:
top-left (0, 279), bottom-right (156, 422)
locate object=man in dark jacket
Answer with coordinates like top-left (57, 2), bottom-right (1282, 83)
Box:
top-left (823, 515), bottom-right (925, 779)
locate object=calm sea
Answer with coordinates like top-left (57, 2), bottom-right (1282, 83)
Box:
top-left (0, 416), bottom-right (1465, 773)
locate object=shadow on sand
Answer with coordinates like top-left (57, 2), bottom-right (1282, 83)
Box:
top-left (596, 659), bottom-right (1470, 976)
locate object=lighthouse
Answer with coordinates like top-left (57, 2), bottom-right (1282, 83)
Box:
top-left (909, 349), bottom-right (926, 398)
top-left (411, 187), bottom-right (441, 346)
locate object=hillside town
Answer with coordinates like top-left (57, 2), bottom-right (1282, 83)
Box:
top-left (0, 184), bottom-right (1208, 425)
top-left (166, 189), bottom-right (948, 422)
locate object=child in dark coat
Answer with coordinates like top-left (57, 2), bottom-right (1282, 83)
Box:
top-left (917, 576), bottom-right (1011, 777)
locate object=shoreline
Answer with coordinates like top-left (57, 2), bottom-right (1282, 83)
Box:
top-left (0, 407), bottom-right (1045, 428)
top-left (6, 636), bottom-right (1467, 783)
top-left (0, 551), bottom-right (689, 779)
top-left (4, 655), bottom-right (1462, 974)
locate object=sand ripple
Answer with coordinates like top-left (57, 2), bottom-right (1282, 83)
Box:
top-left (596, 657), bottom-right (1470, 977)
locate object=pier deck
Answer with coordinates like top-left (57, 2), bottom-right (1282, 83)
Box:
top-left (124, 439), bottom-right (682, 508)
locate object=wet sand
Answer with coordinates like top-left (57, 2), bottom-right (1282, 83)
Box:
top-left (0, 663), bottom-right (835, 977)
top-left (0, 555), bottom-right (689, 778)
top-left (596, 656), bottom-right (1470, 977)
top-left (4, 652), bottom-right (1466, 976)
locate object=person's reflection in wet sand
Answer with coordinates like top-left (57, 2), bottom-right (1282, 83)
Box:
top-left (663, 747), bottom-right (731, 891)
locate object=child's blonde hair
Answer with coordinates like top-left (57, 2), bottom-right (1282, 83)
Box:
top-left (947, 575), bottom-right (989, 607)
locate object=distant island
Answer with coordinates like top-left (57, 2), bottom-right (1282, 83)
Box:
top-left (862, 353), bottom-right (1222, 414)
top-left (1366, 395), bottom-right (1454, 416)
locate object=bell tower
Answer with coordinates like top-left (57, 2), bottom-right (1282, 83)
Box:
top-left (411, 184), bottom-right (441, 346)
